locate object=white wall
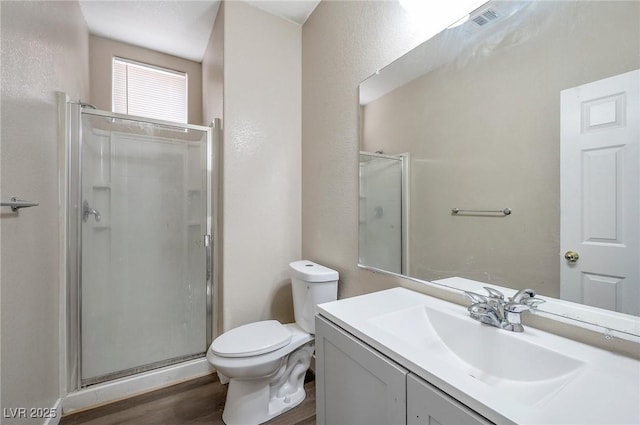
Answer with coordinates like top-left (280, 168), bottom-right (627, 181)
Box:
top-left (204, 1), bottom-right (302, 332)
top-left (0, 1), bottom-right (89, 423)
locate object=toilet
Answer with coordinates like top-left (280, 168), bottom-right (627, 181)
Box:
top-left (206, 260), bottom-right (339, 425)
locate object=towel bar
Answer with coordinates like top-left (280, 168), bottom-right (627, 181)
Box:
top-left (451, 207), bottom-right (511, 216)
top-left (1, 197), bottom-right (39, 212)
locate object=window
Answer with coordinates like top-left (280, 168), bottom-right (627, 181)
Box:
top-left (112, 57), bottom-right (188, 123)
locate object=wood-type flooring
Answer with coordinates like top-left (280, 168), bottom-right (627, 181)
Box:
top-left (60, 372), bottom-right (316, 425)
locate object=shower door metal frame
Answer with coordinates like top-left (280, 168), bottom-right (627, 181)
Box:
top-left (357, 151), bottom-right (410, 275)
top-left (66, 103), bottom-right (217, 390)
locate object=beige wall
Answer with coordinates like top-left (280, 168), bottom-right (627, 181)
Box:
top-left (0, 1), bottom-right (89, 422)
top-left (89, 36), bottom-right (203, 125)
top-left (204, 1), bottom-right (302, 332)
top-left (202, 2), bottom-right (224, 126)
top-left (361, 1), bottom-right (640, 298)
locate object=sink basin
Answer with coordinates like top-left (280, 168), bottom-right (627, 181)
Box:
top-left (368, 301), bottom-right (585, 405)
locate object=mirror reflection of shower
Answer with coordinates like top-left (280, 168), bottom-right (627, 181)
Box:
top-left (358, 151), bottom-right (409, 275)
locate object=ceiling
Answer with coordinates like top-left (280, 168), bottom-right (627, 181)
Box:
top-left (245, 0), bottom-right (321, 25)
top-left (79, 0), bottom-right (321, 63)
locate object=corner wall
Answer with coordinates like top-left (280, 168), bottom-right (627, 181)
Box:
top-left (203, 1), bottom-right (302, 332)
top-left (202, 2), bottom-right (224, 126)
top-left (0, 1), bottom-right (89, 423)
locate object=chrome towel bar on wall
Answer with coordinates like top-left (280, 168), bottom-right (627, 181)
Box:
top-left (451, 207), bottom-right (511, 216)
top-left (1, 197), bottom-right (39, 212)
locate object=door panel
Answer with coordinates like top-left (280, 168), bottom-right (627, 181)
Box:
top-left (560, 69), bottom-right (639, 315)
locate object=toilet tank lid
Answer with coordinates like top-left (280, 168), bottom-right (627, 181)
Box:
top-left (289, 260), bottom-right (339, 282)
top-left (210, 320), bottom-right (292, 358)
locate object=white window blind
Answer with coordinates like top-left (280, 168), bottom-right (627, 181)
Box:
top-left (112, 58), bottom-right (188, 123)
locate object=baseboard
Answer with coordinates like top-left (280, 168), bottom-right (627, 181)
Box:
top-left (43, 398), bottom-right (62, 425)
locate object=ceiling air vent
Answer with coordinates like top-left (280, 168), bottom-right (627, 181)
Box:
top-left (472, 8), bottom-right (500, 26)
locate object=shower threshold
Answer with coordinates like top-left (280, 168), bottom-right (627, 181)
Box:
top-left (82, 352), bottom-right (205, 387)
top-left (64, 357), bottom-right (213, 415)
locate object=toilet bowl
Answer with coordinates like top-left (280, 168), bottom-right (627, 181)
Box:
top-left (207, 260), bottom-right (338, 425)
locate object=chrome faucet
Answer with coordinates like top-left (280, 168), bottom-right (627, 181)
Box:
top-left (465, 287), bottom-right (545, 332)
top-left (511, 288), bottom-right (537, 303)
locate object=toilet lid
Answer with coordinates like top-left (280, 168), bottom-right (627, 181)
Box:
top-left (210, 320), bottom-right (292, 358)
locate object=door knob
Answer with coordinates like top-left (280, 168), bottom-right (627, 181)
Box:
top-left (564, 251), bottom-right (579, 263)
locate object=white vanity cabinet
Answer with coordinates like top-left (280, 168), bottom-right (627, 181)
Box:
top-left (316, 316), bottom-right (493, 425)
top-left (407, 374), bottom-right (492, 425)
top-left (315, 316), bottom-right (408, 425)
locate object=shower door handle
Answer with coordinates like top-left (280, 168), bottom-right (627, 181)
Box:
top-left (83, 200), bottom-right (101, 222)
top-left (204, 234), bottom-right (212, 282)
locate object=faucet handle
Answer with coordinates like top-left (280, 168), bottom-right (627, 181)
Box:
top-left (483, 287), bottom-right (505, 300)
top-left (521, 297), bottom-right (546, 310)
top-left (503, 302), bottom-right (532, 313)
top-left (464, 291), bottom-right (488, 304)
top-left (468, 303), bottom-right (502, 327)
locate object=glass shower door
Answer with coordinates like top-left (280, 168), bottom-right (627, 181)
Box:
top-left (358, 152), bottom-right (404, 274)
top-left (79, 111), bottom-right (210, 386)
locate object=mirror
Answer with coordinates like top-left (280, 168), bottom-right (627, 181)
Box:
top-left (358, 1), bottom-right (640, 334)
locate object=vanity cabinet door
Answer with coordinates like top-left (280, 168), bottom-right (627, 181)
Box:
top-left (315, 316), bottom-right (408, 425)
top-left (407, 374), bottom-right (493, 425)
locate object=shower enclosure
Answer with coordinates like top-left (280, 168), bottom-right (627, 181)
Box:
top-left (66, 103), bottom-right (216, 388)
top-left (358, 152), bottom-right (409, 275)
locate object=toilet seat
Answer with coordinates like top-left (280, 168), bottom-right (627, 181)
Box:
top-left (211, 320), bottom-right (292, 358)
top-left (207, 323), bottom-right (313, 382)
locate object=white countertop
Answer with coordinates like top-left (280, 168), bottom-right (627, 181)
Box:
top-left (317, 287), bottom-right (640, 425)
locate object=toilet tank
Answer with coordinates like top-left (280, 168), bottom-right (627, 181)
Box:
top-left (289, 260), bottom-right (339, 334)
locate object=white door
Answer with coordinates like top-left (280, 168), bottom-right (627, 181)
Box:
top-left (560, 69), bottom-right (639, 315)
